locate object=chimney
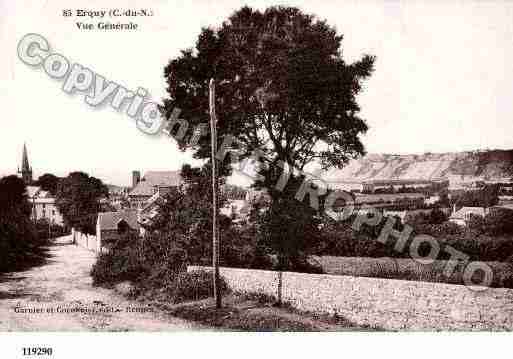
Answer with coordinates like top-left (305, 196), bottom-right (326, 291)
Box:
top-left (132, 171), bottom-right (141, 189)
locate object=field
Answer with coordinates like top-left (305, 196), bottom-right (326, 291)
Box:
top-left (311, 256), bottom-right (513, 288)
top-left (354, 193), bottom-right (425, 204)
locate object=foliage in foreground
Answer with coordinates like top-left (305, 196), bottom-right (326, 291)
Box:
top-left (0, 175), bottom-right (50, 272)
top-left (91, 233), bottom-right (229, 303)
top-left (169, 270), bottom-right (228, 303)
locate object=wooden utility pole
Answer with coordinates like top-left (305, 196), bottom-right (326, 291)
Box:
top-left (209, 78), bottom-right (222, 309)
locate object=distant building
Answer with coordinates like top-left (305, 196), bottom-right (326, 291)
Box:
top-left (361, 182), bottom-right (374, 193)
top-left (383, 210), bottom-right (408, 222)
top-left (137, 190), bottom-right (169, 236)
top-left (361, 179), bottom-right (441, 193)
top-left (26, 186), bottom-right (64, 226)
top-left (96, 209), bottom-right (139, 249)
top-left (447, 174), bottom-right (485, 191)
top-left (245, 189), bottom-right (271, 204)
top-left (221, 199), bottom-right (248, 220)
top-left (128, 171), bottom-right (181, 209)
top-left (132, 170), bottom-right (141, 189)
top-left (219, 185), bottom-right (248, 220)
top-left (17, 145), bottom-right (63, 225)
top-left (449, 206), bottom-right (488, 226)
top-left (424, 195), bottom-right (440, 205)
top-left (328, 180), bottom-right (365, 192)
top-left (329, 178), bottom-right (443, 194)
top-left (106, 185), bottom-right (130, 210)
top-left (354, 192), bottom-right (426, 205)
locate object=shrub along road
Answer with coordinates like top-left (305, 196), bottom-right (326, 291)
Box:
top-left (0, 236), bottom-right (204, 331)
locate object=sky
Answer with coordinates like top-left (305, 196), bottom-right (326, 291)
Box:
top-left (1, 0), bottom-right (513, 186)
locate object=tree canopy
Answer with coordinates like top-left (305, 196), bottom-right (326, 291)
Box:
top-left (55, 172), bottom-right (108, 234)
top-left (162, 6), bottom-right (375, 271)
top-left (35, 173), bottom-right (61, 195)
top-left (162, 6), bottom-right (375, 181)
top-left (451, 184), bottom-right (500, 208)
top-left (0, 175), bottom-right (42, 272)
top-left (0, 175), bottom-right (31, 217)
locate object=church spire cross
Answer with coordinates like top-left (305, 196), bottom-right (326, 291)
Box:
top-left (19, 142), bottom-right (33, 184)
top-left (22, 143), bottom-right (30, 171)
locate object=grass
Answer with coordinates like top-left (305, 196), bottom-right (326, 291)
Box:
top-left (152, 293), bottom-right (379, 331)
top-left (312, 256), bottom-right (513, 288)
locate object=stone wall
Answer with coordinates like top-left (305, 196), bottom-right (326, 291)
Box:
top-left (188, 265), bottom-right (513, 330)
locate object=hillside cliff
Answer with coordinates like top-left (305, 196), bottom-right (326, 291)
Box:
top-left (324, 150), bottom-right (513, 182)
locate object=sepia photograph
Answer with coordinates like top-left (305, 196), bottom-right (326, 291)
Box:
top-left (1, 0), bottom-right (512, 357)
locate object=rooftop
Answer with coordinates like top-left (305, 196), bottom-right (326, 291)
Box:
top-left (129, 171), bottom-right (181, 197)
top-left (97, 210), bottom-right (139, 231)
top-left (450, 206), bottom-right (487, 220)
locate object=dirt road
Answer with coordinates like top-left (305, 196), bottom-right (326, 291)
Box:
top-left (0, 236), bottom-right (203, 331)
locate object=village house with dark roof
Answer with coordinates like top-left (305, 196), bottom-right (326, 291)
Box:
top-left (96, 209), bottom-right (140, 250)
top-left (128, 170), bottom-right (182, 209)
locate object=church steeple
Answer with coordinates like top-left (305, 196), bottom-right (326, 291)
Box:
top-left (18, 143), bottom-right (33, 184)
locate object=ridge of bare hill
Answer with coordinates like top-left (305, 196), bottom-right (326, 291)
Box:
top-left (324, 149), bottom-right (513, 182)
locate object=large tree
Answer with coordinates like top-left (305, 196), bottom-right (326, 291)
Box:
top-left (163, 6), bottom-right (374, 176)
top-left (0, 175), bottom-right (39, 271)
top-left (55, 172), bottom-right (108, 234)
top-left (162, 6), bottom-right (375, 269)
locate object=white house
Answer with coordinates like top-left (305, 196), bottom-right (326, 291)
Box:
top-left (96, 209), bottom-right (140, 250)
top-left (26, 186), bottom-right (64, 226)
top-left (449, 206), bottom-right (488, 226)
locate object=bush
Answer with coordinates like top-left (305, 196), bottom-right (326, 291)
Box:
top-left (138, 232), bottom-right (188, 289)
top-left (91, 244), bottom-right (147, 286)
top-left (0, 175), bottom-right (49, 273)
top-left (404, 208), bottom-right (450, 227)
top-left (168, 270), bottom-right (228, 303)
top-left (91, 235), bottom-right (230, 303)
top-left (91, 232), bottom-right (191, 287)
top-left (91, 233), bottom-right (147, 286)
top-left (429, 207), bottom-right (448, 224)
top-left (483, 209), bottom-right (513, 235)
top-left (221, 223), bottom-right (274, 270)
top-left (315, 211), bottom-right (513, 263)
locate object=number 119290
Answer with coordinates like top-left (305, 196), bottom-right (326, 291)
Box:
top-left (22, 347), bottom-right (53, 356)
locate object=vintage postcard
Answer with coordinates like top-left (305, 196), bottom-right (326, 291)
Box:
top-left (0, 0), bottom-right (512, 357)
